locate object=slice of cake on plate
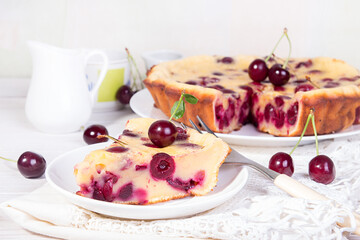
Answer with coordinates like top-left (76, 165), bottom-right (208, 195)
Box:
top-left (74, 118), bottom-right (231, 205)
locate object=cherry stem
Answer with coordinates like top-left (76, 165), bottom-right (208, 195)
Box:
top-left (169, 90), bottom-right (185, 122)
top-left (305, 76), bottom-right (321, 89)
top-left (125, 48), bottom-right (144, 90)
top-left (289, 109), bottom-right (314, 155)
top-left (311, 112), bottom-right (319, 156)
top-left (282, 28), bottom-right (291, 69)
top-left (265, 28), bottom-right (287, 63)
top-left (97, 135), bottom-right (127, 146)
top-left (126, 50), bottom-right (137, 90)
top-left (0, 156), bottom-right (16, 162)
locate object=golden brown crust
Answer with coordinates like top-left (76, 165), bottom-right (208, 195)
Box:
top-left (290, 86), bottom-right (360, 136)
top-left (144, 76), bottom-right (221, 132)
top-left (144, 56), bottom-right (360, 137)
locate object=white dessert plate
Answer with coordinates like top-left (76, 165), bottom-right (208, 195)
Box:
top-left (130, 89), bottom-right (360, 147)
top-left (45, 143), bottom-right (248, 220)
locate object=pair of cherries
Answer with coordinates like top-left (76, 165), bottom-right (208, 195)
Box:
top-left (83, 120), bottom-right (178, 148)
top-left (269, 152), bottom-right (335, 185)
top-left (86, 90), bottom-right (199, 148)
top-left (248, 28), bottom-right (292, 86)
top-left (249, 59), bottom-right (290, 86)
top-left (268, 110), bottom-right (336, 184)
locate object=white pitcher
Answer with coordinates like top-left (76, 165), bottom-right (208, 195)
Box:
top-left (26, 41), bottom-right (109, 133)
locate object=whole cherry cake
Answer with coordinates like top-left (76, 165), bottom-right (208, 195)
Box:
top-left (74, 118), bottom-right (231, 204)
top-left (144, 55), bottom-right (360, 136)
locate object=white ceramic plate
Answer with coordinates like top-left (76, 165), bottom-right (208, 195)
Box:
top-left (130, 89), bottom-right (360, 147)
top-left (45, 143), bottom-right (248, 220)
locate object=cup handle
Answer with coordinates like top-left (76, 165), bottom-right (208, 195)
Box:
top-left (84, 50), bottom-right (109, 103)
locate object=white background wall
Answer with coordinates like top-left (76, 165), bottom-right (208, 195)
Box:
top-left (1, 0), bottom-right (360, 95)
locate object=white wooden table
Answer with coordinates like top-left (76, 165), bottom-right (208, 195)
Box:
top-left (0, 96), bottom-right (359, 239)
top-left (0, 97), bottom-right (138, 239)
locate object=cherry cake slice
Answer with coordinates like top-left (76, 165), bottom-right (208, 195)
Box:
top-left (74, 118), bottom-right (231, 205)
top-left (144, 55), bottom-right (360, 136)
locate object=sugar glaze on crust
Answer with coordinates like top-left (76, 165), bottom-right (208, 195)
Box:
top-left (144, 55), bottom-right (360, 136)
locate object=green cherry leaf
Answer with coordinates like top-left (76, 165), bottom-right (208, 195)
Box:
top-left (170, 100), bottom-right (185, 120)
top-left (183, 94), bottom-right (198, 104)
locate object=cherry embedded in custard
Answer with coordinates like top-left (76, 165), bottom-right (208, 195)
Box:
top-left (274, 96), bottom-right (285, 107)
top-left (150, 152), bottom-right (175, 180)
top-left (308, 155), bottom-right (336, 184)
top-left (106, 146), bottom-right (129, 153)
top-left (148, 120), bottom-right (178, 148)
top-left (269, 152), bottom-right (294, 177)
top-left (175, 127), bottom-right (188, 140)
top-left (219, 57), bottom-right (234, 64)
top-left (295, 84), bottom-right (315, 93)
top-left (102, 179), bottom-right (115, 202)
top-left (17, 151), bottom-right (46, 178)
top-left (185, 80), bottom-right (198, 85)
top-left (83, 124), bottom-right (109, 145)
top-left (118, 182), bottom-right (133, 200)
top-left (92, 187), bottom-right (105, 201)
top-left (248, 59), bottom-right (268, 82)
top-left (264, 103), bottom-right (276, 122)
top-left (122, 129), bottom-right (138, 137)
top-left (286, 102), bottom-right (299, 125)
top-left (213, 72), bottom-right (223, 76)
top-left (268, 64), bottom-right (290, 86)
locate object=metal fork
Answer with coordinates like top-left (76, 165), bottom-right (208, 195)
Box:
top-left (188, 115), bottom-right (360, 234)
top-left (188, 119), bottom-right (278, 180)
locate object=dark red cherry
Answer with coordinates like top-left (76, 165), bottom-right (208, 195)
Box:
top-left (118, 182), bottom-right (133, 200)
top-left (219, 57), bottom-right (234, 64)
top-left (17, 151), bottom-right (46, 178)
top-left (248, 59), bottom-right (268, 82)
top-left (294, 84), bottom-right (314, 93)
top-left (148, 120), bottom-right (178, 147)
top-left (185, 80), bottom-right (198, 85)
top-left (269, 152), bottom-right (294, 177)
top-left (83, 124), bottom-right (109, 145)
top-left (286, 102), bottom-right (299, 125)
top-left (175, 127), bottom-right (188, 141)
top-left (150, 153), bottom-right (175, 180)
top-left (116, 85), bottom-right (134, 105)
top-left (268, 64), bottom-right (290, 86)
top-left (106, 146), bottom-right (129, 153)
top-left (309, 155), bottom-right (336, 184)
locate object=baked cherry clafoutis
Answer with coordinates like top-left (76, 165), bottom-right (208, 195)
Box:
top-left (74, 118), bottom-right (231, 204)
top-left (144, 55), bottom-right (360, 136)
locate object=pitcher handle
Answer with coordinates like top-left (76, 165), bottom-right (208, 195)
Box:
top-left (84, 50), bottom-right (109, 103)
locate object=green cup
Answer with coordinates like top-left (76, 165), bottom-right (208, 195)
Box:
top-left (86, 50), bottom-right (130, 111)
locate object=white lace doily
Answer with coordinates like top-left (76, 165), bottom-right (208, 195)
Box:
top-left (66, 136), bottom-right (360, 240)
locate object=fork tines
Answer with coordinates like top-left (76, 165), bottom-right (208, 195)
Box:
top-left (180, 122), bottom-right (187, 130)
top-left (189, 119), bottom-right (202, 134)
top-left (196, 116), bottom-right (218, 138)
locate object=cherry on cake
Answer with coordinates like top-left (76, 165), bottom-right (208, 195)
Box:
top-left (74, 118), bottom-right (231, 205)
top-left (144, 55), bottom-right (360, 136)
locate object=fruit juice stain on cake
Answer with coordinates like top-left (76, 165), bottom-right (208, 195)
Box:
top-left (74, 118), bottom-right (231, 205)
